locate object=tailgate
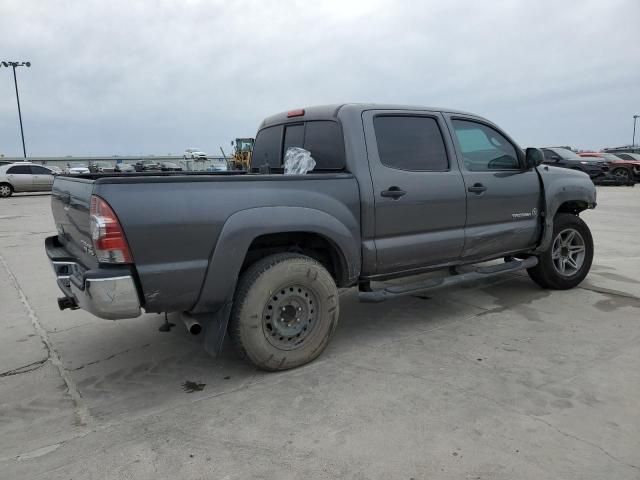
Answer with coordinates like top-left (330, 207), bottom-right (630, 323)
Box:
top-left (51, 176), bottom-right (99, 269)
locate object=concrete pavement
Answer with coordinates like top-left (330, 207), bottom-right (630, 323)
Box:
top-left (0, 188), bottom-right (639, 479)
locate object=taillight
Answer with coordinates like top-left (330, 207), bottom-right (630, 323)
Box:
top-left (287, 108), bottom-right (305, 118)
top-left (89, 195), bottom-right (133, 263)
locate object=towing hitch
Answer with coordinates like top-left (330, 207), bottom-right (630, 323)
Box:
top-left (57, 296), bottom-right (79, 311)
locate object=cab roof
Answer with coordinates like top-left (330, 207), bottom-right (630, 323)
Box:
top-left (259, 103), bottom-right (476, 128)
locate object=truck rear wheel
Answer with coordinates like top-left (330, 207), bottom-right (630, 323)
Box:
top-left (229, 253), bottom-right (339, 371)
top-left (527, 213), bottom-right (593, 290)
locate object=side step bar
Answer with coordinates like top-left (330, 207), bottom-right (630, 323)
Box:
top-left (358, 257), bottom-right (538, 303)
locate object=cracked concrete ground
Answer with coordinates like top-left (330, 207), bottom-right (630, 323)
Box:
top-left (0, 188), bottom-right (639, 479)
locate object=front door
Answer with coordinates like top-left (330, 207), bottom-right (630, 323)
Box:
top-left (29, 165), bottom-right (55, 191)
top-left (363, 110), bottom-right (467, 275)
top-left (446, 116), bottom-right (542, 260)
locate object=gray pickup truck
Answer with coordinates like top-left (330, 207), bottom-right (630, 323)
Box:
top-left (46, 104), bottom-right (596, 370)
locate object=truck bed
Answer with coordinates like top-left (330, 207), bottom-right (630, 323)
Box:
top-left (50, 172), bottom-right (361, 313)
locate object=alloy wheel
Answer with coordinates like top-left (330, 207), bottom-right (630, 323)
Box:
top-left (551, 228), bottom-right (586, 276)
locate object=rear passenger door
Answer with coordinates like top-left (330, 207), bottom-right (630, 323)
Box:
top-left (446, 116), bottom-right (542, 259)
top-left (363, 111), bottom-right (467, 274)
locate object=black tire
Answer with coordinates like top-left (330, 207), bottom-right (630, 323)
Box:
top-left (0, 183), bottom-right (13, 198)
top-left (527, 213), bottom-right (593, 290)
top-left (229, 253), bottom-right (339, 371)
top-left (612, 167), bottom-right (631, 181)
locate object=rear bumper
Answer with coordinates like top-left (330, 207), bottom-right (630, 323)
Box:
top-left (45, 236), bottom-right (141, 320)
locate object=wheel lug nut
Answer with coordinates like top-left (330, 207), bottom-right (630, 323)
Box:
top-left (287, 323), bottom-right (292, 327)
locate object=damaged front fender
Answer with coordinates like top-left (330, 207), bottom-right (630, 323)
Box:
top-left (534, 165), bottom-right (597, 253)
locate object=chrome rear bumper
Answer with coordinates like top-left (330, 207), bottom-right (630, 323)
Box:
top-left (47, 236), bottom-right (141, 320)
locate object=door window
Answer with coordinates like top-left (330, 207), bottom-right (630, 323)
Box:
top-left (30, 165), bottom-right (53, 174)
top-left (6, 165), bottom-right (31, 174)
top-left (373, 116), bottom-right (448, 171)
top-left (452, 120), bottom-right (520, 171)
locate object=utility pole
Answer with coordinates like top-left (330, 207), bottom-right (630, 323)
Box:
top-left (633, 115), bottom-right (639, 149)
top-left (1, 61), bottom-right (31, 158)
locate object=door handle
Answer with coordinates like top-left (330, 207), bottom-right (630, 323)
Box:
top-left (381, 186), bottom-right (406, 199)
top-left (467, 183), bottom-right (487, 194)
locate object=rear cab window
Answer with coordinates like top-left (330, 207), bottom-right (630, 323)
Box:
top-left (252, 121), bottom-right (345, 171)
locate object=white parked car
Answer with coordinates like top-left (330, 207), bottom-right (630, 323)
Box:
top-left (65, 163), bottom-right (90, 175)
top-left (46, 165), bottom-right (63, 174)
top-left (184, 148), bottom-right (208, 160)
top-left (0, 162), bottom-right (55, 197)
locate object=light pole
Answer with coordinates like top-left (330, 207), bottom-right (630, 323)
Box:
top-left (633, 115), bottom-right (640, 149)
top-left (1, 61), bottom-right (31, 158)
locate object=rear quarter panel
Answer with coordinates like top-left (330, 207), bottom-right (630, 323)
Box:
top-left (93, 174), bottom-right (360, 312)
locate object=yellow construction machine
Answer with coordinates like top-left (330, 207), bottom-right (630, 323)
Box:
top-left (228, 138), bottom-right (254, 170)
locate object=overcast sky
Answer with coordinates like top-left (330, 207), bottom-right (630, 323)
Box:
top-left (1, 0), bottom-right (639, 157)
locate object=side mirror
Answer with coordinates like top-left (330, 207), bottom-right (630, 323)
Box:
top-left (525, 148), bottom-right (544, 169)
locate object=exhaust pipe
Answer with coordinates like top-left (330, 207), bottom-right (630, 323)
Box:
top-left (181, 314), bottom-right (202, 335)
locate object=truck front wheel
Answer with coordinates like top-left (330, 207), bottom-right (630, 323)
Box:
top-left (229, 253), bottom-right (339, 371)
top-left (527, 213), bottom-right (593, 290)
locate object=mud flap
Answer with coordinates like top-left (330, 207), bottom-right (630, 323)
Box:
top-left (202, 302), bottom-right (233, 357)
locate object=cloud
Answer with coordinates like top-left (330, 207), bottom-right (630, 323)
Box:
top-left (0, 0), bottom-right (638, 156)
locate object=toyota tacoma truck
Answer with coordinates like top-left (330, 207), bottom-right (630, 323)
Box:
top-left (45, 104), bottom-right (597, 371)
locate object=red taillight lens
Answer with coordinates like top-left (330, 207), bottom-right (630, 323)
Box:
top-left (287, 108), bottom-right (305, 118)
top-left (89, 195), bottom-right (133, 263)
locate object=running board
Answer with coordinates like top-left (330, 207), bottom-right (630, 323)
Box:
top-left (358, 257), bottom-right (538, 303)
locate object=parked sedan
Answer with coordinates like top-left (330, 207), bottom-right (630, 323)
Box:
top-left (183, 148), bottom-right (207, 160)
top-left (0, 163), bottom-right (55, 197)
top-left (88, 161), bottom-right (115, 173)
top-left (65, 163), bottom-right (90, 175)
top-left (579, 152), bottom-right (640, 182)
top-left (159, 161), bottom-right (183, 172)
top-left (613, 152), bottom-right (640, 161)
top-left (541, 147), bottom-right (608, 180)
top-left (114, 163), bottom-right (136, 173)
top-left (134, 161), bottom-right (162, 172)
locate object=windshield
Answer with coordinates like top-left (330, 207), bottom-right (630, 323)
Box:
top-left (552, 148), bottom-right (582, 160)
top-left (599, 153), bottom-right (621, 161)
